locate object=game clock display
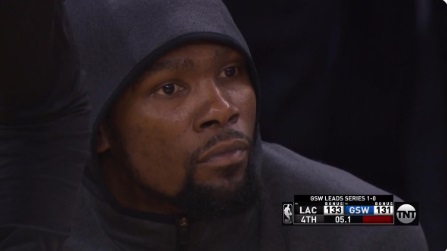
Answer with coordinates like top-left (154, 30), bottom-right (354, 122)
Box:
top-left (282, 195), bottom-right (419, 226)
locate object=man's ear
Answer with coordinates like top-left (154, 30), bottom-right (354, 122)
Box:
top-left (96, 122), bottom-right (111, 153)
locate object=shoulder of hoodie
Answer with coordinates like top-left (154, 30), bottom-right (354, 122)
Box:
top-left (260, 142), bottom-right (385, 194)
top-left (258, 142), bottom-right (429, 251)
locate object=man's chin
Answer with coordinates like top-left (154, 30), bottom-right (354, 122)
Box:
top-left (193, 161), bottom-right (248, 192)
top-left (172, 166), bottom-right (260, 220)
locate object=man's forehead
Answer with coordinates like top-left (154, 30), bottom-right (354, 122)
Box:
top-left (145, 42), bottom-right (242, 73)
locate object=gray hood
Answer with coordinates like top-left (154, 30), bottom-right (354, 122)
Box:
top-left (65, 0), bottom-right (260, 128)
top-left (65, 0), bottom-right (262, 206)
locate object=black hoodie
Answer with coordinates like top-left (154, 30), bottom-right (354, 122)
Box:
top-left (0, 0), bottom-right (90, 250)
top-left (1, 0), bottom-right (429, 250)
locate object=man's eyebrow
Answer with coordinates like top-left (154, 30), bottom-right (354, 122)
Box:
top-left (146, 58), bottom-right (194, 74)
top-left (214, 47), bottom-right (234, 63)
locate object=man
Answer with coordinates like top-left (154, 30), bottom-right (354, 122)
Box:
top-left (1, 0), bottom-right (429, 250)
top-left (64, 0), bottom-right (428, 250)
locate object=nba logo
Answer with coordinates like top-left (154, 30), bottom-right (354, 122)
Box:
top-left (283, 203), bottom-right (293, 224)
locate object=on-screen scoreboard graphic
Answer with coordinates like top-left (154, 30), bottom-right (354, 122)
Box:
top-left (282, 195), bottom-right (419, 225)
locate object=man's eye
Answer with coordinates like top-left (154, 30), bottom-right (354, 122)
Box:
top-left (220, 66), bottom-right (238, 78)
top-left (154, 83), bottom-right (184, 96)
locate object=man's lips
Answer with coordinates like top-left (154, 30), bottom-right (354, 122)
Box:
top-left (197, 139), bottom-right (249, 165)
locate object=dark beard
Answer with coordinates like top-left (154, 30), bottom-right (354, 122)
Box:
top-left (171, 129), bottom-right (261, 220)
top-left (173, 158), bottom-right (260, 220)
top-left (116, 128), bottom-right (261, 220)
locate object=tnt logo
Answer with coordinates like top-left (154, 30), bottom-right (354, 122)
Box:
top-left (395, 202), bottom-right (419, 225)
top-left (283, 203), bottom-right (293, 224)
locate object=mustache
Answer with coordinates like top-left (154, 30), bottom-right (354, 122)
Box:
top-left (190, 129), bottom-right (253, 164)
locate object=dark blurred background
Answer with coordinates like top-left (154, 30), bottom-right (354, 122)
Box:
top-left (223, 0), bottom-right (446, 249)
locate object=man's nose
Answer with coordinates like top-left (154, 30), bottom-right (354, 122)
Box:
top-left (193, 82), bottom-right (239, 132)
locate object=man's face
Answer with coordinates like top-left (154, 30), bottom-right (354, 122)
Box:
top-left (98, 42), bottom-right (257, 215)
